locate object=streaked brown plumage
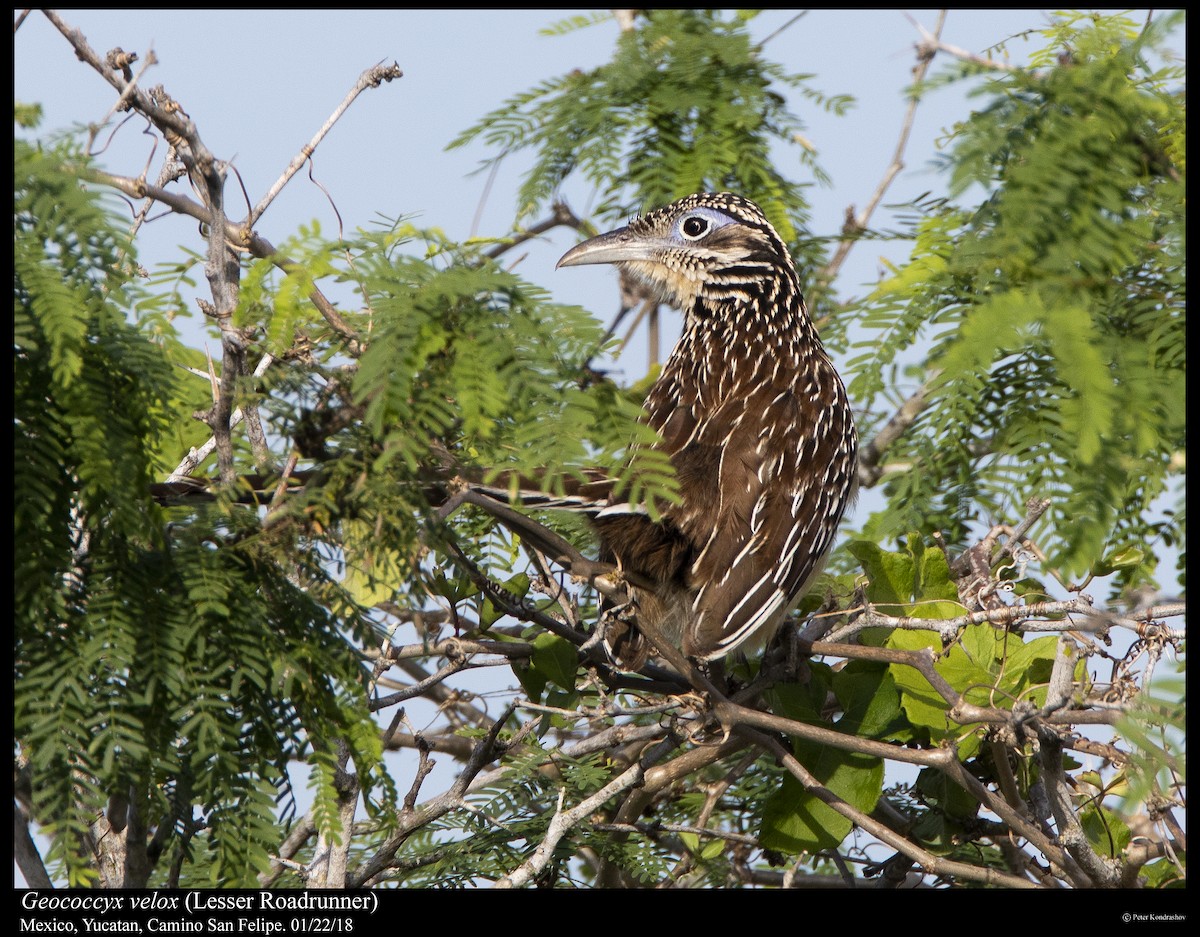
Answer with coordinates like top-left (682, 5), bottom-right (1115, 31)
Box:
top-left (554, 192), bottom-right (858, 666)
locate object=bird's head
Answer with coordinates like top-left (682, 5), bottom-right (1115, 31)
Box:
top-left (557, 192), bottom-right (797, 313)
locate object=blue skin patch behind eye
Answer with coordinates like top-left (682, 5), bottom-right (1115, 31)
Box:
top-left (672, 207), bottom-right (738, 243)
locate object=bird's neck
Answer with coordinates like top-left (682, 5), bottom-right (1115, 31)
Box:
top-left (654, 288), bottom-right (821, 418)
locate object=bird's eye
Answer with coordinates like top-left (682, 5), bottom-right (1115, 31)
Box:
top-left (680, 215), bottom-right (710, 240)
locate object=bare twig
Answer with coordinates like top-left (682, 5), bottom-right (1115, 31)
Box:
top-left (757, 11), bottom-right (807, 48)
top-left (747, 729), bottom-right (1038, 888)
top-left (368, 657), bottom-right (472, 711)
top-left (495, 736), bottom-right (677, 887)
top-left (382, 636), bottom-right (533, 663)
top-left (249, 62), bottom-right (402, 227)
top-left (166, 353), bottom-right (275, 481)
top-left (349, 704), bottom-right (524, 886)
top-left (908, 13), bottom-right (1031, 76)
top-left (484, 201), bottom-right (587, 260)
top-left (85, 165), bottom-right (363, 352)
top-left (821, 599), bottom-right (1186, 646)
top-left (44, 12), bottom-right (202, 164)
top-left (401, 740), bottom-right (437, 814)
top-left (993, 496), bottom-right (1052, 566)
top-left (856, 382), bottom-right (932, 487)
top-left (96, 47), bottom-right (160, 138)
top-left (1035, 726), bottom-right (1121, 887)
top-left (816, 10), bottom-right (947, 289)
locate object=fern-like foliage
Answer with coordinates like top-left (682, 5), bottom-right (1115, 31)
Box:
top-left (448, 9), bottom-right (851, 319)
top-left (234, 217), bottom-right (686, 619)
top-left (847, 11), bottom-right (1185, 591)
top-left (14, 140), bottom-right (389, 887)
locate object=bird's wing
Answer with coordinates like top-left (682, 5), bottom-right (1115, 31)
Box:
top-left (681, 389), bottom-right (842, 660)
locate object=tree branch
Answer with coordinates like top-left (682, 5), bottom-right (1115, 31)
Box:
top-left (495, 736), bottom-right (677, 888)
top-left (747, 728), bottom-right (1038, 888)
top-left (349, 703), bottom-right (526, 886)
top-left (821, 599), bottom-right (1186, 646)
top-left (249, 62), bottom-right (403, 227)
top-left (483, 201), bottom-right (586, 260)
top-left (815, 10), bottom-right (947, 289)
top-left (14, 804), bottom-right (53, 888)
top-left (856, 381), bottom-right (932, 487)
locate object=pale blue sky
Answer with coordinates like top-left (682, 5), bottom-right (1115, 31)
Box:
top-left (14, 8), bottom-right (1101, 359)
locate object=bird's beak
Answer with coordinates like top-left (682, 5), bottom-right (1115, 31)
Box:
top-left (557, 227), bottom-right (657, 269)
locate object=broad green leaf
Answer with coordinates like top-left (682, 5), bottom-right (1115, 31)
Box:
top-left (997, 633), bottom-right (1061, 705)
top-left (762, 664), bottom-right (884, 853)
top-left (759, 752), bottom-right (884, 855)
top-left (831, 661), bottom-right (902, 738)
top-left (512, 658), bottom-right (546, 703)
top-left (530, 632), bottom-right (580, 692)
top-left (846, 540), bottom-right (914, 608)
top-left (959, 622), bottom-right (1002, 667)
top-left (429, 569), bottom-right (478, 605)
top-left (885, 628), bottom-right (990, 757)
top-left (1080, 804), bottom-right (1132, 859)
top-left (1139, 859), bottom-right (1186, 888)
top-left (913, 541), bottom-right (965, 620)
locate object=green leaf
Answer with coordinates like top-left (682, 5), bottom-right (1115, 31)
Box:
top-left (1080, 804), bottom-right (1132, 859)
top-left (913, 539), bottom-right (965, 620)
top-left (761, 665), bottom-right (885, 853)
top-left (530, 632), bottom-right (579, 692)
top-left (885, 627), bottom-right (993, 758)
top-left (512, 659), bottom-right (546, 703)
top-left (1139, 858), bottom-right (1186, 888)
top-left (911, 767), bottom-right (982, 854)
top-left (958, 622), bottom-right (1001, 667)
top-left (831, 661), bottom-right (902, 738)
top-left (699, 838), bottom-right (726, 861)
top-left (997, 633), bottom-right (1060, 705)
top-left (1092, 546), bottom-right (1146, 577)
top-left (430, 570), bottom-right (478, 605)
top-left (341, 519), bottom-right (404, 608)
top-left (846, 540), bottom-right (914, 607)
top-left (759, 753), bottom-right (883, 855)
top-left (884, 627), bottom-right (948, 728)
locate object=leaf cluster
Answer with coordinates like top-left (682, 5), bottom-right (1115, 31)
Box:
top-left (449, 9), bottom-right (848, 313)
top-left (847, 12), bottom-right (1185, 589)
top-left (14, 141), bottom-right (389, 886)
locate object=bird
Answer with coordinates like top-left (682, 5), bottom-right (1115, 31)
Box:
top-left (153, 193), bottom-right (857, 669)
top-left (552, 192), bottom-right (858, 667)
